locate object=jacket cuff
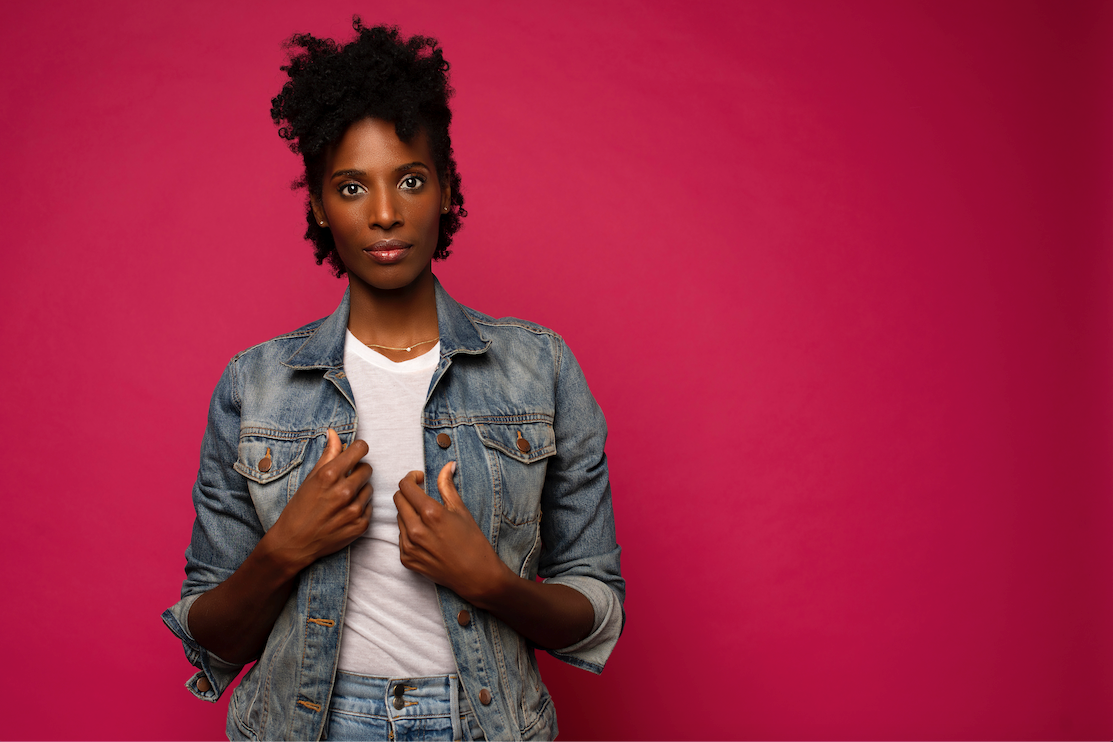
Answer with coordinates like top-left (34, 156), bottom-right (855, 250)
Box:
top-left (542, 575), bottom-right (624, 674)
top-left (161, 594), bottom-right (244, 702)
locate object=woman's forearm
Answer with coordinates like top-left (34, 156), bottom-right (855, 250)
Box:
top-left (471, 571), bottom-right (595, 650)
top-left (394, 467), bottom-right (595, 649)
top-left (187, 532), bottom-right (302, 665)
top-left (189, 432), bottom-right (375, 665)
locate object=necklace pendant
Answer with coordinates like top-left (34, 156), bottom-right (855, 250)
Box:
top-left (406, 346), bottom-right (412, 352)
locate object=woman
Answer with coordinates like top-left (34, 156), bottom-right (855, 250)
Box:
top-left (162, 20), bottom-right (624, 742)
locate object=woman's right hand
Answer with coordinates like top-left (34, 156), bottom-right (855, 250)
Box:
top-left (265, 428), bottom-right (374, 575)
top-left (188, 429), bottom-right (372, 664)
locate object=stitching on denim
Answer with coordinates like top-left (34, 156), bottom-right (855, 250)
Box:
top-left (289, 569), bottom-right (314, 739)
top-left (232, 328), bottom-right (316, 363)
top-left (240, 426), bottom-right (352, 440)
top-left (490, 621), bottom-right (517, 728)
top-left (230, 357), bottom-right (242, 409)
top-left (487, 443), bottom-right (503, 555)
top-left (234, 437), bottom-right (311, 484)
top-left (519, 690), bottom-right (553, 735)
top-left (515, 522), bottom-right (542, 572)
top-left (263, 596), bottom-right (300, 732)
top-left (423, 413), bottom-right (553, 427)
top-left (478, 439), bottom-right (555, 465)
top-left (297, 699), bottom-right (322, 712)
top-left (554, 337), bottom-right (565, 390)
top-left (470, 316), bottom-right (560, 338)
top-left (306, 618), bottom-right (335, 627)
top-left (287, 459), bottom-right (299, 501)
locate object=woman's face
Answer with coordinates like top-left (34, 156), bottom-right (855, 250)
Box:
top-left (312, 117), bottom-right (449, 293)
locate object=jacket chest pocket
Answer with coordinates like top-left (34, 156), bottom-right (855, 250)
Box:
top-left (475, 421), bottom-right (555, 527)
top-left (234, 432), bottom-right (311, 528)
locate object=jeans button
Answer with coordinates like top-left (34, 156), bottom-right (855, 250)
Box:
top-left (457, 610), bottom-right (471, 626)
top-left (479, 688), bottom-right (492, 705)
top-left (437, 433), bottom-right (451, 449)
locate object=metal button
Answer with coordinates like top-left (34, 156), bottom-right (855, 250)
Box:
top-left (196, 676), bottom-right (212, 693)
top-left (257, 448), bottom-right (272, 472)
top-left (479, 688), bottom-right (492, 706)
top-left (393, 696), bottom-right (405, 710)
top-left (436, 433), bottom-right (451, 449)
top-left (515, 431), bottom-right (531, 453)
top-left (457, 610), bottom-right (471, 627)
top-left (394, 684), bottom-right (405, 697)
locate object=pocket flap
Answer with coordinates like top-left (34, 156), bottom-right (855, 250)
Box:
top-left (234, 433), bottom-right (309, 484)
top-left (475, 422), bottom-right (556, 464)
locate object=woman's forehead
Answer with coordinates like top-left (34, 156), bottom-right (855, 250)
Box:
top-left (327, 118), bottom-right (434, 172)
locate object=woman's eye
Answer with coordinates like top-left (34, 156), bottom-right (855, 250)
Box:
top-left (399, 175), bottom-right (425, 190)
top-left (340, 183), bottom-right (365, 197)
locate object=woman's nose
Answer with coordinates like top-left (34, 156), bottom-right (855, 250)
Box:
top-left (369, 188), bottom-right (402, 230)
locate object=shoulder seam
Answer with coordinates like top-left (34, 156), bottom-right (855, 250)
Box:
top-left (229, 325), bottom-right (321, 363)
top-left (466, 313), bottom-right (563, 340)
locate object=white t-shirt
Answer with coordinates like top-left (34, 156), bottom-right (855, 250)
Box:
top-left (336, 331), bottom-right (456, 677)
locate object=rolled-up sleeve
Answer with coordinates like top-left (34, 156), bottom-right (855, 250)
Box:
top-left (538, 339), bottom-right (625, 673)
top-left (162, 359), bottom-right (256, 701)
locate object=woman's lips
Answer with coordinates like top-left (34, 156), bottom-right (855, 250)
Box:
top-left (364, 240), bottom-right (412, 265)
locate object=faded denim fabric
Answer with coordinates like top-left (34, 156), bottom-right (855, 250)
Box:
top-left (324, 672), bottom-right (483, 741)
top-left (162, 278), bottom-right (624, 741)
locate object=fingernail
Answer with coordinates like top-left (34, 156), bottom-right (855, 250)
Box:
top-left (450, 461), bottom-right (457, 475)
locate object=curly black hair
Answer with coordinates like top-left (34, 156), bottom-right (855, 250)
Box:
top-left (271, 19), bottom-right (466, 275)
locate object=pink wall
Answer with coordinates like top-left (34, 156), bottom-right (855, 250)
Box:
top-left (1, 0), bottom-right (1110, 739)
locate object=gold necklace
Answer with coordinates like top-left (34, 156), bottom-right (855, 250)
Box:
top-left (360, 337), bottom-right (439, 353)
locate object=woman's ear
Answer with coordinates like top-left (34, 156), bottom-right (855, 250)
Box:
top-left (310, 195), bottom-right (328, 227)
top-left (440, 185), bottom-right (452, 214)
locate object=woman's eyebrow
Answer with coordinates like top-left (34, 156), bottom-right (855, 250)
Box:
top-left (329, 162), bottom-right (430, 179)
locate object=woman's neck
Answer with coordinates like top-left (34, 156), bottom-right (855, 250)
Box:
top-left (346, 269), bottom-right (439, 357)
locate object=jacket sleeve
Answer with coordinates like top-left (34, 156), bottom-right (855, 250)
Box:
top-left (161, 358), bottom-right (256, 701)
top-left (538, 339), bottom-right (625, 673)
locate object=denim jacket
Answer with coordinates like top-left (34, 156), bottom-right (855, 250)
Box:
top-left (162, 278), bottom-right (624, 741)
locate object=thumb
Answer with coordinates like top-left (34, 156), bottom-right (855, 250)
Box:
top-left (436, 461), bottom-right (468, 513)
top-left (312, 428), bottom-right (343, 471)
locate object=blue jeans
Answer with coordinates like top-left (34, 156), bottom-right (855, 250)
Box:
top-left (324, 672), bottom-right (486, 741)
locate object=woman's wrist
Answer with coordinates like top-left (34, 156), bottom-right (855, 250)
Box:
top-left (255, 529), bottom-right (311, 584)
top-left (466, 560), bottom-right (519, 613)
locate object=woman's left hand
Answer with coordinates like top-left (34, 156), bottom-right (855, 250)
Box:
top-left (394, 462), bottom-right (511, 603)
top-left (396, 461), bottom-right (595, 648)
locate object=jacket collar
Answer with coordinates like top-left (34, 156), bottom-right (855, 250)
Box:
top-left (283, 275), bottom-right (489, 370)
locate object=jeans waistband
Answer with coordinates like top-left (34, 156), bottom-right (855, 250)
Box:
top-left (330, 671), bottom-right (471, 739)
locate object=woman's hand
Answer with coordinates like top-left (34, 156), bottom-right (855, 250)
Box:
top-left (188, 429), bottom-right (373, 664)
top-left (394, 462), bottom-right (595, 649)
top-left (394, 462), bottom-right (511, 604)
top-left (266, 428), bottom-right (374, 576)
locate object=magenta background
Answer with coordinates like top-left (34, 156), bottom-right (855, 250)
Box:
top-left (2, 0), bottom-right (1111, 739)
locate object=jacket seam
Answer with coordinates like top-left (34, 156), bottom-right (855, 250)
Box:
top-left (230, 327), bottom-right (319, 363)
top-left (238, 425), bottom-right (350, 440)
top-left (423, 414), bottom-right (554, 427)
top-left (231, 355), bottom-right (242, 409)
